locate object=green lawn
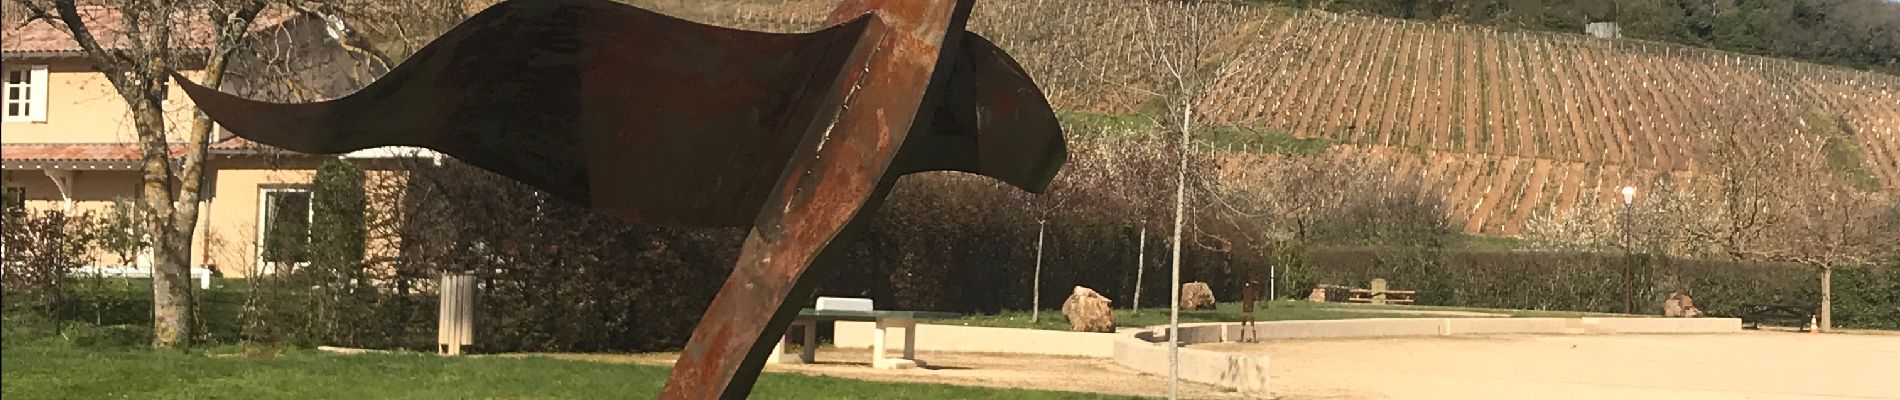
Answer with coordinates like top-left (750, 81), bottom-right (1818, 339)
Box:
top-left (947, 300), bottom-right (1630, 331)
top-left (0, 339), bottom-right (1142, 400)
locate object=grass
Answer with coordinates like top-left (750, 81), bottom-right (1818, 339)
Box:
top-left (947, 300), bottom-right (1629, 331)
top-left (1805, 109), bottom-right (1881, 191)
top-left (1057, 110), bottom-right (1159, 134)
top-left (0, 327), bottom-right (1142, 400)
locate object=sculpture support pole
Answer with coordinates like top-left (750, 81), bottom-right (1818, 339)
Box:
top-left (666, 1), bottom-right (972, 396)
top-left (663, 188), bottom-right (891, 399)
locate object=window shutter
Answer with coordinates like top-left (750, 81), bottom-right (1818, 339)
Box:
top-left (27, 65), bottom-right (47, 122)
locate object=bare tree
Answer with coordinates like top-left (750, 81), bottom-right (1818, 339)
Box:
top-left (1027, 178), bottom-right (1073, 323)
top-left (17, 0), bottom-right (269, 348)
top-left (1747, 178), bottom-right (1898, 331)
top-left (1132, 1), bottom-right (1249, 397)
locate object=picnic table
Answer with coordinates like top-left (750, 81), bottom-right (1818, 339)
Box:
top-left (769, 308), bottom-right (959, 369)
top-left (1345, 278), bottom-right (1415, 305)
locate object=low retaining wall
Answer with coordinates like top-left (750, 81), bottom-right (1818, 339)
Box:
top-left (1193, 317), bottom-right (1742, 341)
top-left (833, 321), bottom-right (1117, 357)
top-left (829, 316), bottom-right (1739, 395)
top-left (1245, 318), bottom-right (1445, 339)
top-left (1114, 325), bottom-right (1270, 395)
top-left (1109, 317), bottom-right (1741, 394)
top-left (1565, 317), bottom-right (1744, 334)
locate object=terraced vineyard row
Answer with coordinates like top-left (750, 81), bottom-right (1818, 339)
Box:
top-left (1203, 12), bottom-right (1899, 175)
top-left (673, 1), bottom-right (1899, 236)
top-left (1212, 143), bottom-right (1686, 236)
top-left (1189, 12), bottom-right (1899, 234)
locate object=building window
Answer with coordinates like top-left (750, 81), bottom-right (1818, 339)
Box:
top-left (4, 64), bottom-right (48, 122)
top-left (2, 186), bottom-right (24, 218)
top-left (258, 187), bottom-right (312, 270)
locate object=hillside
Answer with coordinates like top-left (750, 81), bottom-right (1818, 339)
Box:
top-left (644, 0), bottom-right (1900, 237)
top-left (1182, 11), bottom-right (1900, 236)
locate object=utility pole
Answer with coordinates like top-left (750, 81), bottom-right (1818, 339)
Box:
top-left (1620, 186), bottom-right (1636, 314)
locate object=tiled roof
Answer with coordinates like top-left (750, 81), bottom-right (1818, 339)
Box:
top-left (1, 143), bottom-right (186, 162)
top-left (3, 6), bottom-right (298, 55)
top-left (209, 136), bottom-right (265, 150)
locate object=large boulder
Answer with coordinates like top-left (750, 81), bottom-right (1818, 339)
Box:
top-left (1307, 286), bottom-right (1330, 302)
top-left (1061, 286), bottom-right (1115, 333)
top-left (1181, 282), bottom-right (1216, 310)
top-left (1664, 292), bottom-right (1702, 318)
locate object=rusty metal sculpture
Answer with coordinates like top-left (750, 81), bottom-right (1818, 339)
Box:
top-left (172, 0), bottom-right (1064, 398)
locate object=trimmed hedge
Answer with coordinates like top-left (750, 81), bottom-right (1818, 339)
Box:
top-left (1297, 247), bottom-right (1898, 329)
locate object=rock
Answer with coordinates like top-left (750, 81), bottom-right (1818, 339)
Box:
top-left (1663, 292), bottom-right (1702, 318)
top-left (1181, 282), bottom-right (1216, 310)
top-left (1061, 286), bottom-right (1115, 333)
top-left (1678, 293), bottom-right (1702, 317)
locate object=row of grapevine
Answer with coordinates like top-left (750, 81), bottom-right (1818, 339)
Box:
top-left (1198, 11), bottom-right (1897, 172)
top-left (1189, 11), bottom-right (1897, 234)
top-left (669, 1), bottom-right (1898, 236)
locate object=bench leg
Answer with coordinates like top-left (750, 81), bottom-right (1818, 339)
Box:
top-left (901, 319), bottom-right (915, 361)
top-left (769, 321), bottom-right (805, 364)
top-left (872, 319), bottom-right (887, 363)
top-left (800, 320), bottom-right (816, 364)
top-left (768, 333), bottom-right (787, 364)
top-left (872, 318), bottom-right (920, 369)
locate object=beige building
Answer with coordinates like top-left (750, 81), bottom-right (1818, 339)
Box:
top-left (3, 7), bottom-right (389, 277)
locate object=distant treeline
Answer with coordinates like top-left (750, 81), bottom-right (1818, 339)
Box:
top-left (1258, 0), bottom-right (1900, 75)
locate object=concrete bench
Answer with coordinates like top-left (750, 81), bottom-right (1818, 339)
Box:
top-left (769, 303), bottom-right (957, 369)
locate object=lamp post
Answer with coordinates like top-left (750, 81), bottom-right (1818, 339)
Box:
top-left (1620, 186), bottom-right (1636, 315)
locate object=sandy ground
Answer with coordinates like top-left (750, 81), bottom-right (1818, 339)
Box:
top-left (1199, 330), bottom-right (1900, 400)
top-left (532, 347), bottom-right (1255, 399)
top-left (1321, 308), bottom-right (1508, 317)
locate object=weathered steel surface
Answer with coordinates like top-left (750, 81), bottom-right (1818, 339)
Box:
top-left (172, 0), bottom-right (1064, 398)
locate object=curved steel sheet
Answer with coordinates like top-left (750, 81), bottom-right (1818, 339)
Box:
top-left (173, 0), bottom-right (1065, 398)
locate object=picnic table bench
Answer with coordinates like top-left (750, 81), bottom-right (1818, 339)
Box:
top-left (1345, 278), bottom-right (1414, 305)
top-left (770, 308), bottom-right (958, 369)
top-left (1346, 288), bottom-right (1416, 305)
top-left (1737, 303), bottom-right (1815, 329)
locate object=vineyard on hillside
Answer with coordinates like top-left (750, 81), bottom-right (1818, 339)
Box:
top-left (663, 0), bottom-right (1900, 236)
top-left (1185, 12), bottom-right (1900, 235)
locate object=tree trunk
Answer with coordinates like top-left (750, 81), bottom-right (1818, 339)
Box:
top-left (1167, 102), bottom-right (1191, 400)
top-left (28, 0), bottom-right (266, 351)
top-left (1032, 219), bottom-right (1046, 323)
top-left (134, 98), bottom-right (193, 349)
top-left (1134, 223), bottom-right (1145, 314)
top-left (1820, 265), bottom-right (1832, 332)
